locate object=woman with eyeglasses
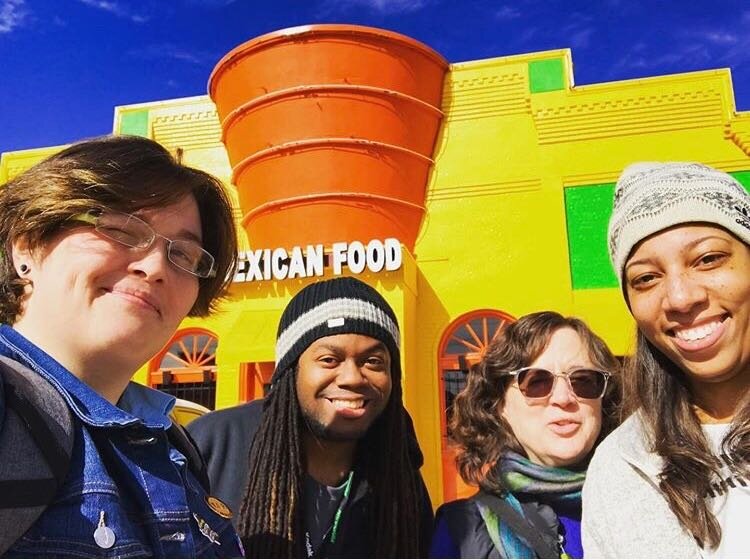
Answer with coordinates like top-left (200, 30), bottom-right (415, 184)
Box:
top-left (430, 311), bottom-right (619, 559)
top-left (0, 135), bottom-right (243, 557)
top-left (582, 163), bottom-right (750, 558)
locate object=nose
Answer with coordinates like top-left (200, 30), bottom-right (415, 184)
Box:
top-left (335, 358), bottom-right (368, 389)
top-left (662, 271), bottom-right (707, 314)
top-left (548, 375), bottom-right (578, 408)
top-left (127, 240), bottom-right (169, 282)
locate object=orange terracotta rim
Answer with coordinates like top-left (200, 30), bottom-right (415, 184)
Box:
top-left (241, 191), bottom-right (426, 226)
top-left (208, 24), bottom-right (449, 98)
top-left (220, 83), bottom-right (444, 139)
top-left (231, 137), bottom-right (434, 184)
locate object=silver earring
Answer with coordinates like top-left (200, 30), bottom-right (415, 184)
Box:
top-left (19, 264), bottom-right (29, 274)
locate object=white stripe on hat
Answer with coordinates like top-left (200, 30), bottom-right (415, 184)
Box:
top-left (275, 297), bottom-right (400, 364)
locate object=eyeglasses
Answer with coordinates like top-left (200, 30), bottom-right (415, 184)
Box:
top-left (500, 367), bottom-right (611, 400)
top-left (71, 209), bottom-right (216, 278)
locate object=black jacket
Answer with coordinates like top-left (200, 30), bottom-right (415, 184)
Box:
top-left (188, 399), bottom-right (434, 557)
top-left (188, 400), bottom-right (263, 515)
top-left (435, 492), bottom-right (562, 559)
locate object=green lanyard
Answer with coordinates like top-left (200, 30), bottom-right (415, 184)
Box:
top-left (328, 470), bottom-right (354, 544)
top-left (305, 471), bottom-right (354, 558)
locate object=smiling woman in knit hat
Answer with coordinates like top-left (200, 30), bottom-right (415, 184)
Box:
top-left (582, 162), bottom-right (750, 558)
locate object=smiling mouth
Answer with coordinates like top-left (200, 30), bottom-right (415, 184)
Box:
top-left (107, 288), bottom-right (160, 316)
top-left (328, 398), bottom-right (368, 410)
top-left (671, 317), bottom-right (726, 342)
top-left (668, 314), bottom-right (728, 353)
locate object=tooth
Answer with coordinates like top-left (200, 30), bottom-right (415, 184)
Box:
top-left (675, 321), bottom-right (721, 342)
top-left (331, 399), bottom-right (364, 410)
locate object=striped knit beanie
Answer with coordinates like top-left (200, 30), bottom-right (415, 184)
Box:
top-left (608, 162), bottom-right (750, 285)
top-left (272, 276), bottom-right (401, 385)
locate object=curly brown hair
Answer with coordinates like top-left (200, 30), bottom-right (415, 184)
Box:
top-left (449, 311), bottom-right (620, 495)
top-left (0, 135), bottom-right (238, 321)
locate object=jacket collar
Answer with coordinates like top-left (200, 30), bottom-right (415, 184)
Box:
top-left (614, 412), bottom-right (665, 479)
top-left (0, 325), bottom-right (174, 429)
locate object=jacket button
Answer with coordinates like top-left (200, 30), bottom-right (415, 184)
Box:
top-left (125, 431), bottom-right (158, 445)
top-left (160, 532), bottom-right (186, 542)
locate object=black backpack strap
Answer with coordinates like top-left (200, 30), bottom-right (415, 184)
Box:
top-left (0, 356), bottom-right (75, 555)
top-left (1, 383), bottom-right (69, 506)
top-left (167, 420), bottom-right (211, 494)
top-left (475, 492), bottom-right (560, 558)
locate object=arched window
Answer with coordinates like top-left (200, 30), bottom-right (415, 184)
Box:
top-left (149, 328), bottom-right (218, 410)
top-left (438, 309), bottom-right (515, 501)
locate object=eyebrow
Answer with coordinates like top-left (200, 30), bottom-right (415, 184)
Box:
top-left (316, 341), bottom-right (389, 355)
top-left (171, 229), bottom-right (203, 245)
top-left (132, 211), bottom-right (203, 244)
top-left (626, 235), bottom-right (729, 270)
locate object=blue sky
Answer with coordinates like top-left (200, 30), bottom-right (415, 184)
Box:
top-left (1, 0), bottom-right (749, 155)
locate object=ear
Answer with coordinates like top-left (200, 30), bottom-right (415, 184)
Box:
top-left (10, 236), bottom-right (35, 277)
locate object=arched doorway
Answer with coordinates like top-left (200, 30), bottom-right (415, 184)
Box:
top-left (149, 328), bottom-right (218, 410)
top-left (438, 310), bottom-right (515, 501)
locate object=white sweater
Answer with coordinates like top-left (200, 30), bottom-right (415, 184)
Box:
top-left (582, 414), bottom-right (703, 558)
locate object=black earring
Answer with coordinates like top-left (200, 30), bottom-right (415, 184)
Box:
top-left (19, 264), bottom-right (29, 274)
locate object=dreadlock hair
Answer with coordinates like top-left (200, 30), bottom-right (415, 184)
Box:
top-left (237, 362), bottom-right (424, 558)
top-left (238, 368), bottom-right (304, 557)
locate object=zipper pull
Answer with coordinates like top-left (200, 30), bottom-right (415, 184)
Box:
top-left (93, 510), bottom-right (116, 549)
top-left (558, 533), bottom-right (570, 559)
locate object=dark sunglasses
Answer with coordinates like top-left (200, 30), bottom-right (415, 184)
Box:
top-left (500, 367), bottom-right (610, 400)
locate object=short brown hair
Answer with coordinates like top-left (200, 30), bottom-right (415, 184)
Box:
top-left (0, 135), bottom-right (237, 322)
top-left (450, 311), bottom-right (620, 493)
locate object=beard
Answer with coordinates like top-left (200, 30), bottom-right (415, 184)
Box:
top-left (300, 406), bottom-right (372, 442)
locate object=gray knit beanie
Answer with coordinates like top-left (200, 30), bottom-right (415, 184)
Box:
top-left (272, 276), bottom-right (401, 385)
top-left (608, 162), bottom-right (750, 284)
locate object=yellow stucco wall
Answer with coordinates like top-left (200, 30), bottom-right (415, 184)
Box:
top-left (3, 46), bottom-right (750, 506)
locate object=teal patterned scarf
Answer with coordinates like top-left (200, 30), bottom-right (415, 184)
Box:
top-left (499, 451), bottom-right (586, 507)
top-left (475, 451), bottom-right (586, 558)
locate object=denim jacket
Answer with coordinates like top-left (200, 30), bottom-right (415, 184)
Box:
top-left (0, 325), bottom-right (243, 558)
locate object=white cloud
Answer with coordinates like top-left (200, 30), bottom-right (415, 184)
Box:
top-left (76, 0), bottom-right (148, 23)
top-left (129, 43), bottom-right (213, 65)
top-left (612, 43), bottom-right (713, 74)
top-left (675, 28), bottom-right (750, 68)
top-left (560, 13), bottom-right (594, 51)
top-left (569, 27), bottom-right (593, 49)
top-left (318, 0), bottom-right (427, 15)
top-left (184, 0), bottom-right (239, 5)
top-left (0, 0), bottom-right (28, 34)
top-left (495, 5), bottom-right (521, 20)
top-left (703, 31), bottom-right (737, 45)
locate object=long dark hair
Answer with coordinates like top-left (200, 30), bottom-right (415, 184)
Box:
top-left (237, 364), bottom-right (423, 557)
top-left (450, 311), bottom-right (620, 495)
top-left (624, 331), bottom-right (750, 549)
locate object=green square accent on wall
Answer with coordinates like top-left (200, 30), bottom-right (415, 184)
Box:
top-left (119, 110), bottom-right (149, 137)
top-left (565, 183), bottom-right (617, 290)
top-left (528, 58), bottom-right (565, 93)
top-left (565, 170), bottom-right (750, 292)
top-left (730, 170), bottom-right (750, 190)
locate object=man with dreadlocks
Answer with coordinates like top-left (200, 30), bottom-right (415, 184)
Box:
top-left (189, 276), bottom-right (433, 558)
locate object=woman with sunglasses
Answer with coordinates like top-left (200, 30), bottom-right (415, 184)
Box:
top-left (582, 163), bottom-right (750, 558)
top-left (430, 311), bottom-right (619, 559)
top-left (0, 135), bottom-right (243, 557)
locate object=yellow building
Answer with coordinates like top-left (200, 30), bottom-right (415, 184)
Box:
top-left (3, 29), bottom-right (750, 506)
